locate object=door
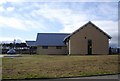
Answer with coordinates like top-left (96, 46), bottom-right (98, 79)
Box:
top-left (88, 40), bottom-right (92, 55)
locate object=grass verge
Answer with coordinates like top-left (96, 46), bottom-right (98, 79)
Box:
top-left (2, 54), bottom-right (120, 79)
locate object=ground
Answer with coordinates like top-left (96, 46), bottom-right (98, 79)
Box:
top-left (2, 54), bottom-right (120, 79)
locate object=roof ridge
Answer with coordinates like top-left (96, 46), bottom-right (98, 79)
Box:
top-left (37, 33), bottom-right (70, 35)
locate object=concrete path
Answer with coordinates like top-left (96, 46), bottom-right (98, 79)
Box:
top-left (2, 74), bottom-right (119, 81)
top-left (0, 54), bottom-right (22, 58)
top-left (0, 55), bottom-right (3, 58)
top-left (67, 74), bottom-right (119, 79)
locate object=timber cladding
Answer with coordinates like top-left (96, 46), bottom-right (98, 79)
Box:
top-left (68, 22), bottom-right (109, 55)
top-left (37, 46), bottom-right (68, 54)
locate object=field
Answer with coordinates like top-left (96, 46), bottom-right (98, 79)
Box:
top-left (2, 54), bottom-right (120, 79)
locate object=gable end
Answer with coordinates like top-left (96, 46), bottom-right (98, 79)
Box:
top-left (64, 21), bottom-right (111, 42)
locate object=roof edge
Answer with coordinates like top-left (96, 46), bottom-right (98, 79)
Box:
top-left (64, 21), bottom-right (112, 42)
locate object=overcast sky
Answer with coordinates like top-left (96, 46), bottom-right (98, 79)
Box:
top-left (0, 0), bottom-right (119, 47)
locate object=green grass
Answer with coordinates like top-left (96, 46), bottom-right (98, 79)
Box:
top-left (2, 54), bottom-right (120, 79)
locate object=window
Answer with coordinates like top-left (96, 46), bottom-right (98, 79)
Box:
top-left (42, 46), bottom-right (48, 49)
top-left (56, 46), bottom-right (62, 49)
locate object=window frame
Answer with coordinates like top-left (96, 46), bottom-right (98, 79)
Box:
top-left (42, 46), bottom-right (48, 49)
top-left (56, 46), bottom-right (62, 49)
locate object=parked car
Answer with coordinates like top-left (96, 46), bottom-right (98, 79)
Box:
top-left (7, 49), bottom-right (16, 54)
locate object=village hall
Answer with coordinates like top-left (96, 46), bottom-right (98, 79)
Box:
top-left (26, 21), bottom-right (111, 55)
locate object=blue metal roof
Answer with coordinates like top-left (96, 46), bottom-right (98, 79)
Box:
top-left (36, 33), bottom-right (70, 46)
top-left (26, 41), bottom-right (36, 46)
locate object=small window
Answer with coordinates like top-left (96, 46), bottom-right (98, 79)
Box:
top-left (42, 46), bottom-right (48, 49)
top-left (56, 46), bottom-right (62, 49)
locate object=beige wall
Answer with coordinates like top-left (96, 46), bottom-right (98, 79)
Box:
top-left (37, 46), bottom-right (68, 54)
top-left (69, 23), bottom-right (109, 55)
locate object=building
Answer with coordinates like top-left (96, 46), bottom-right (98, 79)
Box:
top-left (36, 33), bottom-right (69, 54)
top-left (26, 21), bottom-right (111, 55)
top-left (26, 41), bottom-right (37, 54)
